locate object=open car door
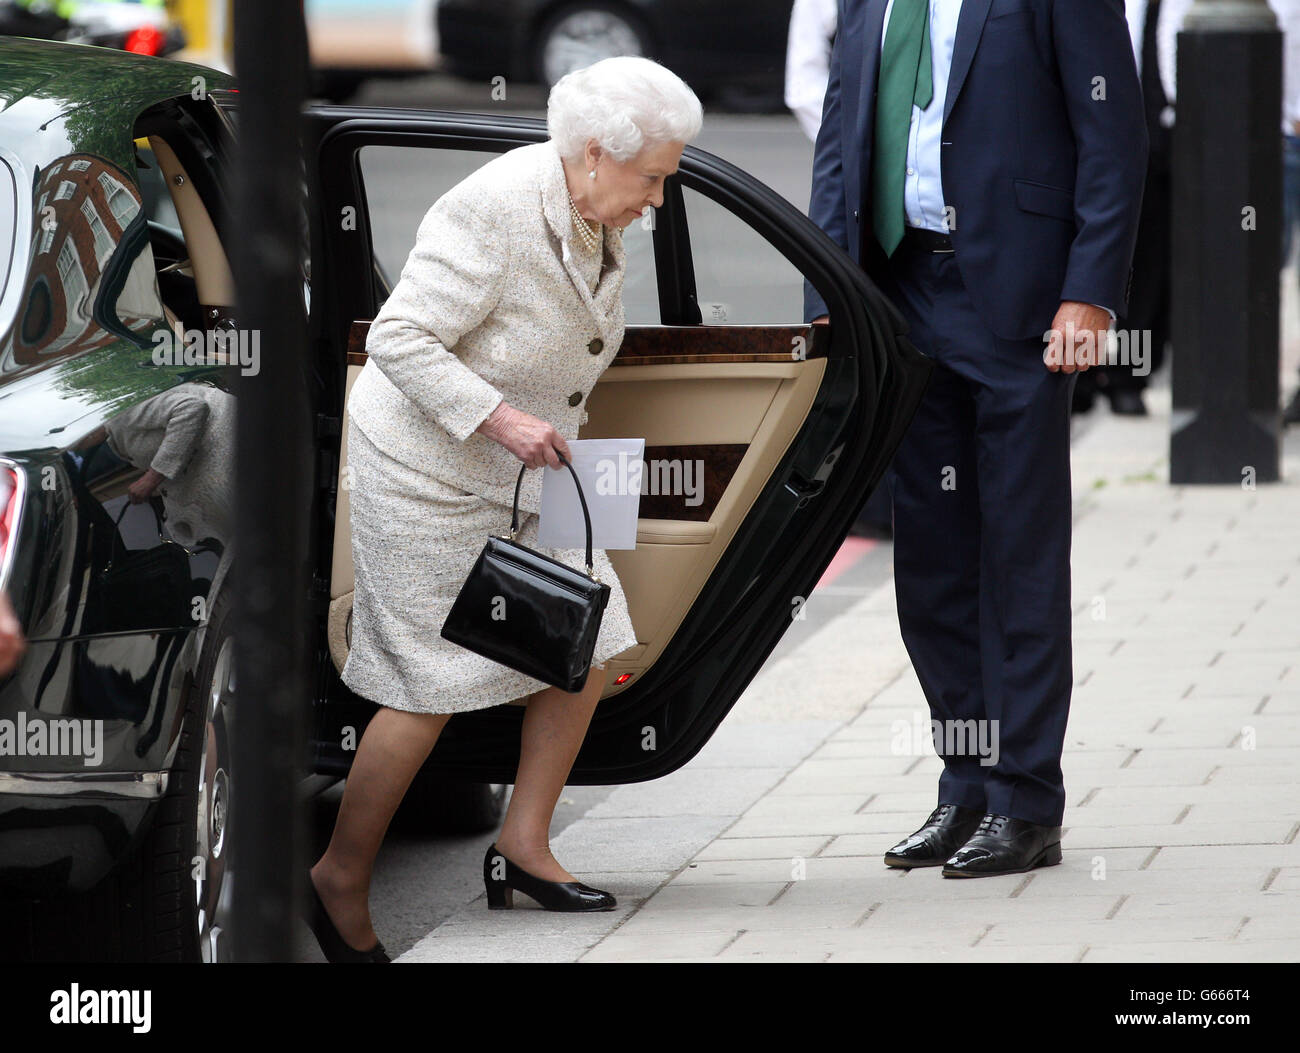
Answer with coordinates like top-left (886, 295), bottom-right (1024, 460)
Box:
top-left (304, 107), bottom-right (931, 785)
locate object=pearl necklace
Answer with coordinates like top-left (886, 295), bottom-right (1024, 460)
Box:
top-left (567, 190), bottom-right (602, 255)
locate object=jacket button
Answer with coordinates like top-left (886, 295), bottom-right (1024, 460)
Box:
top-left (853, 209), bottom-right (859, 221)
top-left (568, 391), bottom-right (582, 407)
top-left (587, 337), bottom-right (603, 355)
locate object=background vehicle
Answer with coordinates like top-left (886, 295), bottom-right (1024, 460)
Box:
top-left (0, 0), bottom-right (186, 57)
top-left (305, 0), bottom-right (440, 102)
top-left (0, 37), bottom-right (928, 961)
top-left (437, 0), bottom-right (793, 106)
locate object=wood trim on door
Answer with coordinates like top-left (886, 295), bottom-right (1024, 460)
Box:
top-left (344, 320), bottom-right (828, 368)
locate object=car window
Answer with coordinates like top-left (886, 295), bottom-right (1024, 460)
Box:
top-left (358, 144), bottom-right (659, 323)
top-left (681, 184), bottom-right (806, 325)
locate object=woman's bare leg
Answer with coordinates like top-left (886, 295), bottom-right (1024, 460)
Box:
top-left (493, 667), bottom-right (606, 883)
top-left (310, 707), bottom-right (450, 950)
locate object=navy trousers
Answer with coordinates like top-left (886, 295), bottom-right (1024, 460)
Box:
top-left (879, 240), bottom-right (1076, 828)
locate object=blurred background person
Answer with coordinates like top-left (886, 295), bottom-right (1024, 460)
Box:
top-left (1075, 0), bottom-right (1191, 417)
top-left (1276, 0), bottom-right (1300, 425)
top-left (785, 0), bottom-right (838, 142)
top-left (1079, 0), bottom-right (1300, 421)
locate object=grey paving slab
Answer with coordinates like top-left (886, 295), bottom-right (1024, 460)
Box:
top-left (1081, 940), bottom-right (1299, 963)
top-left (693, 835), bottom-right (833, 861)
top-left (581, 765), bottom-right (788, 819)
top-left (1009, 867), bottom-right (1278, 897)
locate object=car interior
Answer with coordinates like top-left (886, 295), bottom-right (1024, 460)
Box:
top-left (133, 111), bottom-right (239, 363)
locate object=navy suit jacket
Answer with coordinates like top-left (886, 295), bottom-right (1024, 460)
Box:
top-left (804, 0), bottom-right (1148, 341)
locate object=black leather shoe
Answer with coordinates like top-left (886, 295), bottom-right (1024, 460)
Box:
top-left (883, 804), bottom-right (985, 869)
top-left (483, 844), bottom-right (616, 912)
top-left (942, 814), bottom-right (1062, 878)
top-left (1107, 388), bottom-right (1148, 416)
top-left (302, 871), bottom-right (390, 962)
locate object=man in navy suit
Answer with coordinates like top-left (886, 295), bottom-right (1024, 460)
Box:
top-left (805, 0), bottom-right (1147, 876)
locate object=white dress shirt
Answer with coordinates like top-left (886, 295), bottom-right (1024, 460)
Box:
top-left (785, 0), bottom-right (840, 140)
top-left (881, 0), bottom-right (963, 234)
top-left (1269, 0), bottom-right (1300, 132)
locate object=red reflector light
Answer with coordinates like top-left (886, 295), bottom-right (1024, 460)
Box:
top-left (0, 467), bottom-right (19, 584)
top-left (614, 673), bottom-right (632, 685)
top-left (124, 26), bottom-right (165, 56)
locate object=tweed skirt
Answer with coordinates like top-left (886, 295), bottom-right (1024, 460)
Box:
top-left (340, 416), bottom-right (639, 714)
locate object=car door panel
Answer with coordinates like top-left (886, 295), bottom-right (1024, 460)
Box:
top-left (586, 342), bottom-right (827, 677)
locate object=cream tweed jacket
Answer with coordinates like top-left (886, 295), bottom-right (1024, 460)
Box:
top-left (347, 139), bottom-right (627, 515)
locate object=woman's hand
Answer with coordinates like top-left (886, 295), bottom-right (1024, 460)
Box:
top-left (477, 402), bottom-right (571, 469)
top-left (128, 467), bottom-right (167, 503)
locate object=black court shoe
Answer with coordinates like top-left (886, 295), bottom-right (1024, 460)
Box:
top-left (483, 843), bottom-right (616, 912)
top-left (303, 871), bottom-right (391, 963)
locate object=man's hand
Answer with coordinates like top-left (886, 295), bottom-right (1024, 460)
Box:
top-left (477, 401), bottom-right (571, 470)
top-left (0, 591), bottom-right (25, 678)
top-left (812, 315), bottom-right (829, 326)
top-left (1044, 301), bottom-right (1110, 374)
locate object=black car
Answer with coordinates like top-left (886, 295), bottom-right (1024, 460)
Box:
top-left (438, 0), bottom-right (794, 99)
top-left (0, 36), bottom-right (928, 962)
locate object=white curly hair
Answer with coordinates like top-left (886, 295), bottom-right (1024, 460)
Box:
top-left (546, 55), bottom-right (703, 163)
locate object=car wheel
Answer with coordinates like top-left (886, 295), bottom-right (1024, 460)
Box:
top-left (114, 589), bottom-right (236, 962)
top-left (114, 590), bottom-right (235, 962)
top-left (534, 4), bottom-right (651, 87)
top-left (188, 608), bottom-right (236, 962)
top-left (394, 770), bottom-right (508, 835)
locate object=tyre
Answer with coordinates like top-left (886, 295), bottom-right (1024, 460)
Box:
top-left (394, 769), bottom-right (508, 836)
top-left (186, 596), bottom-right (236, 962)
top-left (110, 590), bottom-right (235, 962)
top-left (534, 3), bottom-right (652, 87)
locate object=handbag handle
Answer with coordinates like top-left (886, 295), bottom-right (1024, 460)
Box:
top-left (104, 496), bottom-right (188, 572)
top-left (510, 454), bottom-right (596, 575)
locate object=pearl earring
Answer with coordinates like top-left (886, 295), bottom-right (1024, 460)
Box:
top-left (588, 170), bottom-right (596, 179)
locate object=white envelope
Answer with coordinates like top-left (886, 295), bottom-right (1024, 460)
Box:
top-left (537, 438), bottom-right (645, 551)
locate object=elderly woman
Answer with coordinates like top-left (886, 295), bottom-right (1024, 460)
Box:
top-left (305, 57), bottom-right (702, 963)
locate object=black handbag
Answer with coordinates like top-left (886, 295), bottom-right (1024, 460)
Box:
top-left (440, 455), bottom-right (611, 693)
top-left (83, 498), bottom-right (195, 636)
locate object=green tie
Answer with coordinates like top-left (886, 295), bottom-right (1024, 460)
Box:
top-left (872, 0), bottom-right (934, 257)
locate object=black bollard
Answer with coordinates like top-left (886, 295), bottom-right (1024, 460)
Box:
top-left (1170, 0), bottom-right (1282, 485)
top-left (230, 0), bottom-right (312, 960)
